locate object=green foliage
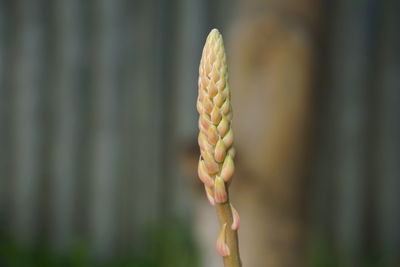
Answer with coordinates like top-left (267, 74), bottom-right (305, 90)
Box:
top-left (0, 222), bottom-right (200, 267)
top-left (308, 234), bottom-right (397, 267)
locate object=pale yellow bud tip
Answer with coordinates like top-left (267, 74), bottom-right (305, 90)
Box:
top-left (208, 28), bottom-right (221, 39)
top-left (214, 175), bottom-right (228, 203)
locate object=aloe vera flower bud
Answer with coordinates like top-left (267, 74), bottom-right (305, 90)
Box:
top-left (196, 28), bottom-right (242, 267)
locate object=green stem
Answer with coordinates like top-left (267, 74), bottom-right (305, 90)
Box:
top-left (215, 198), bottom-right (242, 267)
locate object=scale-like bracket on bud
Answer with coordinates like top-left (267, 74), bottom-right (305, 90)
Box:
top-left (216, 223), bottom-right (230, 257)
top-left (230, 204), bottom-right (240, 230)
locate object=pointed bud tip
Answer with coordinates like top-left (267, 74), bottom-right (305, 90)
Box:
top-left (204, 185), bottom-right (215, 206)
top-left (214, 176), bottom-right (228, 203)
top-left (231, 204), bottom-right (240, 230)
top-left (216, 223), bottom-right (230, 257)
top-left (209, 28), bottom-right (221, 37)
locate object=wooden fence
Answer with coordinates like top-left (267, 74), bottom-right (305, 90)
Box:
top-left (0, 0), bottom-right (399, 265)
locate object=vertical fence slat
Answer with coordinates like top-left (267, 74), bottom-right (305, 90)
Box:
top-left (10, 0), bottom-right (46, 245)
top-left (48, 0), bottom-right (83, 251)
top-left (376, 0), bottom-right (400, 260)
top-left (329, 0), bottom-right (372, 258)
top-left (0, 0), bottom-right (8, 227)
top-left (118, 0), bottom-right (162, 252)
top-left (88, 0), bottom-right (123, 258)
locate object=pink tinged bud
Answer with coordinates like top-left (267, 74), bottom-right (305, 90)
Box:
top-left (216, 223), bottom-right (230, 257)
top-left (223, 128), bottom-right (234, 148)
top-left (198, 87), bottom-right (206, 101)
top-left (217, 117), bottom-right (229, 136)
top-left (216, 79), bottom-right (225, 91)
top-left (202, 151), bottom-right (219, 174)
top-left (214, 176), bottom-right (228, 203)
top-left (200, 114), bottom-right (211, 131)
top-left (211, 64), bottom-right (220, 83)
top-left (207, 125), bottom-right (219, 145)
top-left (214, 139), bottom-right (227, 163)
top-left (198, 132), bottom-right (206, 146)
top-left (221, 99), bottom-right (230, 115)
top-left (204, 185), bottom-right (215, 206)
top-left (198, 133), bottom-right (213, 155)
top-left (203, 97), bottom-right (213, 114)
top-left (196, 100), bottom-right (203, 114)
top-left (198, 119), bottom-right (206, 133)
top-left (199, 76), bottom-right (207, 89)
top-left (213, 92), bottom-right (224, 107)
top-left (207, 82), bottom-right (218, 98)
top-left (221, 155), bottom-right (234, 182)
top-left (210, 106), bottom-right (222, 124)
top-left (198, 159), bottom-right (215, 186)
top-left (230, 204), bottom-right (240, 230)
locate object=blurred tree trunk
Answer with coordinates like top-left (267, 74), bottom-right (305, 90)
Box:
top-left (228, 0), bottom-right (321, 266)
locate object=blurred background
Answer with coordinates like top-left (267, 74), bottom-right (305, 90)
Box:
top-left (0, 0), bottom-right (399, 266)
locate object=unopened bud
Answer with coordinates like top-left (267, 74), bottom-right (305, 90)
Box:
top-left (204, 185), bottom-right (215, 206)
top-left (200, 114), bottom-right (211, 131)
top-left (207, 125), bottom-right (219, 145)
top-left (211, 105), bottom-right (222, 125)
top-left (214, 139), bottom-right (227, 163)
top-left (202, 151), bottom-right (219, 174)
top-left (214, 175), bottom-right (228, 203)
top-left (216, 223), bottom-right (230, 257)
top-left (230, 204), bottom-right (240, 230)
top-left (221, 98), bottom-right (230, 115)
top-left (213, 92), bottom-right (224, 107)
top-left (222, 128), bottom-right (234, 148)
top-left (198, 159), bottom-right (215, 186)
top-left (221, 155), bottom-right (234, 182)
top-left (217, 117), bottom-right (229, 136)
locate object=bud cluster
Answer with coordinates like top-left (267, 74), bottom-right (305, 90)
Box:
top-left (197, 29), bottom-right (235, 206)
top-left (197, 29), bottom-right (241, 259)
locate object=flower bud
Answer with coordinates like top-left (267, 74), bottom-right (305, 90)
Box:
top-left (230, 204), bottom-right (240, 230)
top-left (211, 105), bottom-right (222, 125)
top-left (221, 155), bottom-right (234, 182)
top-left (221, 98), bottom-right (230, 115)
top-left (214, 139), bottom-right (227, 163)
top-left (216, 223), bottom-right (230, 257)
top-left (214, 175), bottom-right (227, 203)
top-left (198, 159), bottom-right (215, 186)
top-left (217, 117), bottom-right (229, 136)
top-left (202, 151), bottom-right (219, 174)
top-left (204, 185), bottom-right (215, 206)
top-left (213, 92), bottom-right (224, 107)
top-left (207, 125), bottom-right (219, 145)
top-left (199, 114), bottom-right (211, 131)
top-left (223, 128), bottom-right (234, 148)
